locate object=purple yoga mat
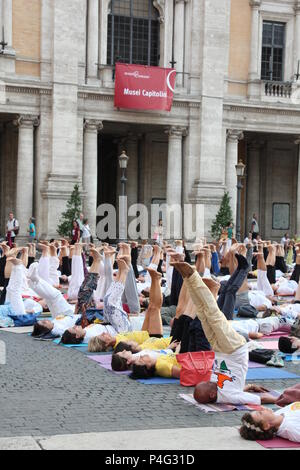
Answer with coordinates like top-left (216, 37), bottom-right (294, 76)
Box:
top-left (261, 332), bottom-right (289, 340)
top-left (257, 437), bottom-right (300, 449)
top-left (248, 361), bottom-right (266, 369)
top-left (88, 355), bottom-right (131, 375)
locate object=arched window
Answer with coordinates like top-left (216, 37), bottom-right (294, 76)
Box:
top-left (107, 0), bottom-right (160, 67)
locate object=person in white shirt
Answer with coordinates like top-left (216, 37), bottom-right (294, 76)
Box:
top-left (6, 212), bottom-right (19, 243)
top-left (82, 219), bottom-right (91, 244)
top-left (32, 314), bottom-right (81, 338)
top-left (172, 262), bottom-right (274, 406)
top-left (240, 403), bottom-right (300, 443)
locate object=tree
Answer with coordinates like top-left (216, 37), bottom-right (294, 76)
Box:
top-left (211, 192), bottom-right (233, 240)
top-left (57, 184), bottom-right (82, 237)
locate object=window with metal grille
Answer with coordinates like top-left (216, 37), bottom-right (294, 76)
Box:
top-left (261, 21), bottom-right (285, 81)
top-left (107, 0), bottom-right (160, 66)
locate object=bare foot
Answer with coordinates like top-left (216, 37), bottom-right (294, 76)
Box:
top-left (172, 262), bottom-right (195, 278)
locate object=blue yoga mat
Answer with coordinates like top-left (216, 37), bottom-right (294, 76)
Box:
top-left (246, 368), bottom-right (300, 380)
top-left (53, 338), bottom-right (88, 348)
top-left (138, 378), bottom-right (180, 385)
top-left (283, 355), bottom-right (300, 362)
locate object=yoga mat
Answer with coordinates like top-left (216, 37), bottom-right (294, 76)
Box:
top-left (179, 394), bottom-right (263, 413)
top-left (88, 355), bottom-right (131, 375)
top-left (283, 354), bottom-right (300, 362)
top-left (257, 437), bottom-right (300, 449)
top-left (259, 340), bottom-right (279, 350)
top-left (246, 368), bottom-right (300, 381)
top-left (53, 338), bottom-right (88, 348)
top-left (137, 378), bottom-right (180, 385)
top-left (248, 361), bottom-right (266, 369)
top-left (261, 332), bottom-right (289, 340)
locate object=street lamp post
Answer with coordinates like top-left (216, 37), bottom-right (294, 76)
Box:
top-left (235, 160), bottom-right (246, 242)
top-left (118, 151), bottom-right (129, 239)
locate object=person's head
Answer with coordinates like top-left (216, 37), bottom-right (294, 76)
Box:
top-left (83, 218), bottom-right (88, 226)
top-left (159, 219), bottom-right (163, 226)
top-left (114, 341), bottom-right (135, 355)
top-left (73, 220), bottom-right (79, 229)
top-left (32, 320), bottom-right (53, 337)
top-left (88, 333), bottom-right (116, 352)
top-left (279, 336), bottom-right (299, 354)
top-left (193, 382), bottom-right (218, 404)
top-left (248, 232), bottom-right (252, 239)
top-left (240, 410), bottom-right (279, 441)
top-left (111, 354), bottom-right (129, 372)
top-left (61, 326), bottom-right (85, 345)
top-left (253, 213), bottom-right (257, 220)
top-left (130, 363), bottom-right (156, 380)
top-left (8, 212), bottom-right (14, 221)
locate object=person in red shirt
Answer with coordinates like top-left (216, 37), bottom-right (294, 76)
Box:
top-left (71, 220), bottom-right (80, 245)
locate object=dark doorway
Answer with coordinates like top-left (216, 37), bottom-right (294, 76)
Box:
top-left (98, 136), bottom-right (118, 207)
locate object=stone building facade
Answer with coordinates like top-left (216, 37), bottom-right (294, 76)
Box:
top-left (1, 0), bottom-right (300, 241)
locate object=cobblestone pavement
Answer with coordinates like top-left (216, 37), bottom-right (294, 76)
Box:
top-left (0, 330), bottom-right (299, 438)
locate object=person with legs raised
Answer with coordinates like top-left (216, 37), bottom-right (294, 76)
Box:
top-left (172, 262), bottom-right (274, 406)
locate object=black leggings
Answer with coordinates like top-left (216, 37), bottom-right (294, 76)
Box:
top-left (0, 278), bottom-right (9, 305)
top-left (217, 267), bottom-right (248, 320)
top-left (27, 257), bottom-right (35, 269)
top-left (267, 265), bottom-right (276, 285)
top-left (61, 256), bottom-right (71, 276)
top-left (0, 256), bottom-right (6, 287)
top-left (276, 256), bottom-right (287, 274)
top-left (291, 264), bottom-right (300, 284)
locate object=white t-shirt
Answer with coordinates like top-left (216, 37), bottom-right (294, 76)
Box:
top-left (248, 290), bottom-right (272, 310)
top-left (23, 298), bottom-right (43, 315)
top-left (52, 314), bottom-right (81, 337)
top-left (276, 403), bottom-right (300, 443)
top-left (84, 323), bottom-right (117, 343)
top-left (133, 349), bottom-right (174, 360)
top-left (6, 218), bottom-right (19, 237)
top-left (82, 225), bottom-right (91, 239)
top-left (280, 303), bottom-right (300, 320)
top-left (212, 344), bottom-right (261, 405)
top-left (231, 319), bottom-right (259, 337)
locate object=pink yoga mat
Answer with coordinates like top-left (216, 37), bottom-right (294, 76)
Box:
top-left (257, 437), bottom-right (300, 449)
top-left (262, 331), bottom-right (289, 340)
top-left (260, 340), bottom-right (279, 350)
top-left (88, 355), bottom-right (131, 375)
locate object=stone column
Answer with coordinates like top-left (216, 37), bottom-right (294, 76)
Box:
top-left (248, 0), bottom-right (261, 98)
top-left (126, 134), bottom-right (139, 210)
top-left (226, 130), bottom-right (244, 225)
top-left (295, 137), bottom-right (300, 235)
top-left (166, 126), bottom-right (187, 207)
top-left (249, 0), bottom-right (261, 80)
top-left (174, 0), bottom-right (185, 87)
top-left (83, 119), bottom-right (103, 236)
top-left (247, 141), bottom-right (262, 231)
top-left (294, 2), bottom-right (300, 77)
top-left (87, 0), bottom-right (99, 82)
top-left (15, 115), bottom-right (39, 238)
top-left (3, 0), bottom-right (13, 50)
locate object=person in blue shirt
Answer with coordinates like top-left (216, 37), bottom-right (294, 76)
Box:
top-left (28, 217), bottom-right (36, 241)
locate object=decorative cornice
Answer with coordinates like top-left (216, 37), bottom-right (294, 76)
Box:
top-left (224, 104), bottom-right (300, 117)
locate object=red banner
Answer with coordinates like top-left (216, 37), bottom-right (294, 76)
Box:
top-left (114, 63), bottom-right (176, 112)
